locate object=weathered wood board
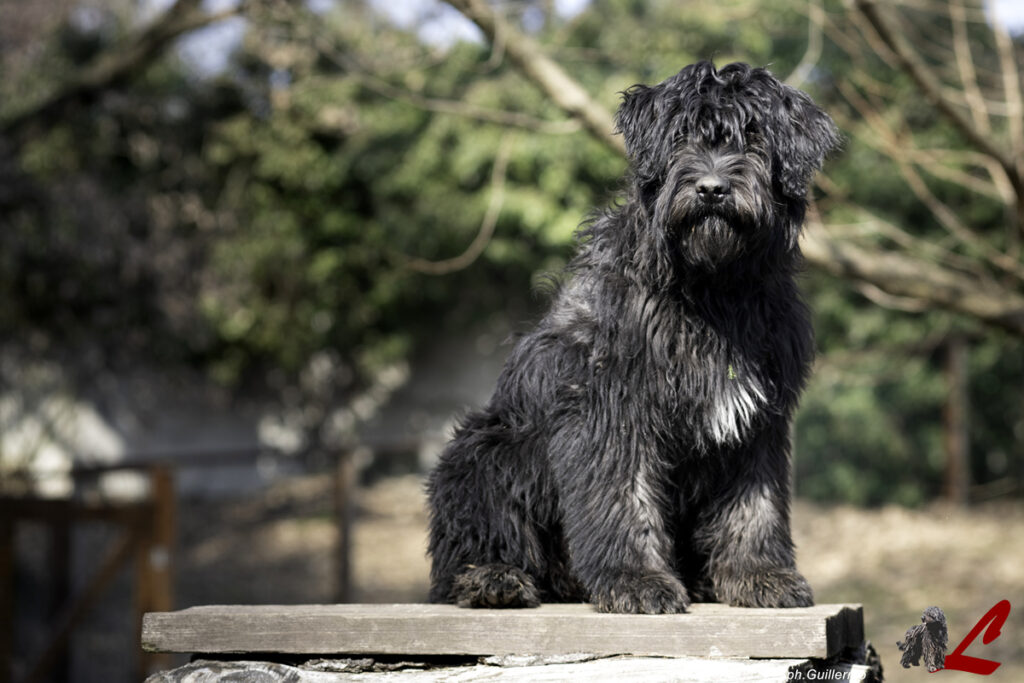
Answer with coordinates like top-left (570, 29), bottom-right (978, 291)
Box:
top-left (142, 603), bottom-right (864, 660)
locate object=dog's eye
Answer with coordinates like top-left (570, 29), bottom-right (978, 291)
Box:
top-left (744, 125), bottom-right (764, 149)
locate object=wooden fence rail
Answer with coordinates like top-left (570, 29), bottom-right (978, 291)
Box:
top-left (0, 466), bottom-right (175, 683)
top-left (2, 450), bottom-right (356, 683)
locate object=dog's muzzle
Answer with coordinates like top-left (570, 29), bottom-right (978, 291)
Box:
top-left (695, 174), bottom-right (731, 205)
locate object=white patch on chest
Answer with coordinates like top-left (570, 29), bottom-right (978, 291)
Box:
top-left (706, 369), bottom-right (767, 445)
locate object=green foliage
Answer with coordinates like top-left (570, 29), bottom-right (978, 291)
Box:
top-left (796, 349), bottom-right (947, 507)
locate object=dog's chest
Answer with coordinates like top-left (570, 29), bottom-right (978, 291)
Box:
top-left (670, 325), bottom-right (770, 447)
top-left (702, 360), bottom-right (767, 444)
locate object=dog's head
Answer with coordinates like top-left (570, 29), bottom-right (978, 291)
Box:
top-left (615, 61), bottom-right (840, 270)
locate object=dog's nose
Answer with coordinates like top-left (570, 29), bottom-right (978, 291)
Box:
top-left (696, 175), bottom-right (730, 202)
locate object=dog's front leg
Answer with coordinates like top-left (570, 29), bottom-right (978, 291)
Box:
top-left (699, 422), bottom-right (813, 607)
top-left (549, 417), bottom-right (691, 614)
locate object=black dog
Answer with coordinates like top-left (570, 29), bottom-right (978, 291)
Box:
top-left (898, 606), bottom-right (948, 672)
top-left (427, 61), bottom-right (840, 613)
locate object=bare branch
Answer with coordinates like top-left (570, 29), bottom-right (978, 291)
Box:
top-left (992, 9), bottom-right (1024, 248)
top-left (802, 215), bottom-right (1024, 337)
top-left (949, 0), bottom-right (991, 134)
top-left (443, 0), bottom-right (624, 155)
top-left (819, 201), bottom-right (996, 281)
top-left (905, 149), bottom-right (1003, 200)
top-left (314, 38), bottom-right (580, 135)
top-left (897, 160), bottom-right (1024, 279)
top-left (855, 281), bottom-right (932, 313)
top-left (1, 0), bottom-right (239, 140)
top-left (852, 0), bottom-right (1022, 194)
top-left (404, 133), bottom-right (515, 275)
top-left (992, 9), bottom-right (1024, 178)
top-left (891, 0), bottom-right (988, 21)
top-left (837, 80), bottom-right (1024, 280)
top-left (786, 0), bottom-right (825, 88)
top-left (845, 3), bottom-right (901, 65)
top-left (481, 1), bottom-right (507, 72)
top-left (938, 88), bottom-right (1024, 118)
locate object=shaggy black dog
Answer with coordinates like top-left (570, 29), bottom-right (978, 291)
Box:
top-left (427, 61), bottom-right (840, 614)
top-left (898, 606), bottom-right (948, 672)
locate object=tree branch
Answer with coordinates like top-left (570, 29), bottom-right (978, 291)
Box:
top-left (802, 218), bottom-right (1024, 337)
top-left (786, 0), bottom-right (825, 88)
top-left (991, 5), bottom-right (1024, 238)
top-left (313, 37), bottom-right (580, 135)
top-left (404, 133), bottom-right (515, 275)
top-left (949, 0), bottom-right (991, 135)
top-left (836, 79), bottom-right (1024, 281)
top-left (993, 13), bottom-right (1024, 162)
top-left (443, 0), bottom-right (624, 155)
top-left (1, 0), bottom-right (240, 140)
top-left (852, 0), bottom-right (1022, 196)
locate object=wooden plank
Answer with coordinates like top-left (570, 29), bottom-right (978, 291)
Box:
top-left (142, 603), bottom-right (863, 659)
top-left (826, 600), bottom-right (865, 657)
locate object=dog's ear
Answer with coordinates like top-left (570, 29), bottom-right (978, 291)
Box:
top-left (767, 88), bottom-right (841, 200)
top-left (616, 63), bottom-right (717, 183)
top-left (615, 84), bottom-right (667, 182)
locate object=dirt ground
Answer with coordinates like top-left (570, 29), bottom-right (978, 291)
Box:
top-left (171, 473), bottom-right (1024, 683)
top-left (792, 498), bottom-right (1024, 683)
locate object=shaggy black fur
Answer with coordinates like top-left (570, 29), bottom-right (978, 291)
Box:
top-left (898, 606), bottom-right (948, 672)
top-left (427, 61), bottom-right (841, 614)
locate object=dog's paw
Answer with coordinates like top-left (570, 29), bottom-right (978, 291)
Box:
top-left (451, 564), bottom-right (541, 608)
top-left (593, 571), bottom-right (691, 614)
top-left (715, 566), bottom-right (814, 608)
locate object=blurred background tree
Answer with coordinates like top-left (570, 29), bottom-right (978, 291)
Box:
top-left (1, 0), bottom-right (1021, 505)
